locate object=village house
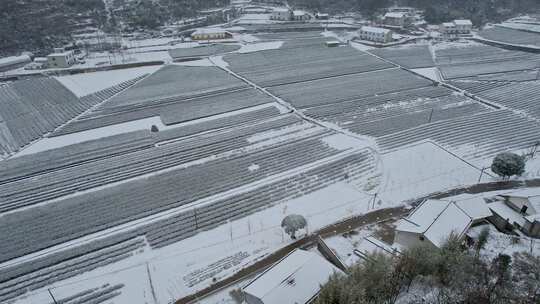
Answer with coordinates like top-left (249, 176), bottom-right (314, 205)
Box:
top-left (315, 13), bottom-right (329, 20)
top-left (243, 249), bottom-right (343, 304)
top-left (488, 190), bottom-right (540, 238)
top-left (358, 26), bottom-right (393, 43)
top-left (47, 48), bottom-right (76, 69)
top-left (384, 12), bottom-right (409, 27)
top-left (395, 198), bottom-right (492, 249)
top-left (270, 7), bottom-right (292, 21)
top-left (293, 10), bottom-right (311, 21)
top-left (190, 28), bottom-right (233, 41)
top-left (454, 19), bottom-right (473, 33)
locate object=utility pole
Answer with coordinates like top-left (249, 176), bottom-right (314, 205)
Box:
top-left (478, 167), bottom-right (487, 183)
top-left (371, 193), bottom-right (378, 209)
top-left (48, 288), bottom-right (58, 304)
top-left (428, 108), bottom-right (434, 123)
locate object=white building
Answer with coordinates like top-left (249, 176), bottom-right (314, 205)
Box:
top-left (243, 249), bottom-right (343, 304)
top-left (395, 198), bottom-right (491, 249)
top-left (191, 28), bottom-right (233, 41)
top-left (454, 19), bottom-right (473, 33)
top-left (488, 190), bottom-right (540, 237)
top-left (270, 8), bottom-right (292, 21)
top-left (358, 26), bottom-right (393, 43)
top-left (384, 12), bottom-right (408, 27)
top-left (293, 10), bottom-right (311, 21)
top-left (47, 48), bottom-right (76, 69)
top-left (315, 13), bottom-right (329, 20)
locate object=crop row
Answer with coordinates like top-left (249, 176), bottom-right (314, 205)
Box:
top-left (477, 81), bottom-right (540, 119)
top-left (377, 109), bottom-right (540, 161)
top-left (0, 115), bottom-right (304, 212)
top-left (269, 68), bottom-right (434, 109)
top-left (479, 26), bottom-right (540, 47)
top-left (0, 134), bottom-right (338, 263)
top-left (369, 45), bottom-right (435, 69)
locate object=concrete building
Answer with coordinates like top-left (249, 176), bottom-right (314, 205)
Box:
top-left (454, 19), bottom-right (473, 33)
top-left (384, 12), bottom-right (409, 27)
top-left (488, 190), bottom-right (540, 237)
top-left (293, 10), bottom-right (311, 21)
top-left (270, 8), bottom-right (292, 21)
top-left (395, 199), bottom-right (492, 249)
top-left (243, 249), bottom-right (343, 304)
top-left (190, 28), bottom-right (233, 41)
top-left (47, 48), bottom-right (76, 69)
top-left (315, 13), bottom-right (329, 20)
top-left (358, 26), bottom-right (393, 43)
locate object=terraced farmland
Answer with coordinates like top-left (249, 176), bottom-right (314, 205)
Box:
top-left (224, 44), bottom-right (393, 87)
top-left (435, 44), bottom-right (540, 79)
top-left (169, 44), bottom-right (240, 59)
top-left (269, 68), bottom-right (433, 108)
top-left (369, 45), bottom-right (435, 69)
top-left (479, 26), bottom-right (540, 47)
top-left (476, 80), bottom-right (540, 119)
top-left (378, 110), bottom-right (540, 161)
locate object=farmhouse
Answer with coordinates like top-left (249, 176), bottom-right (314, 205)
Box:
top-left (358, 26), bottom-right (393, 43)
top-left (384, 12), bottom-right (409, 27)
top-left (488, 190), bottom-right (540, 237)
top-left (191, 28), bottom-right (233, 41)
top-left (315, 13), bottom-right (329, 20)
top-left (395, 199), bottom-right (491, 249)
top-left (270, 8), bottom-right (292, 21)
top-left (243, 249), bottom-right (343, 304)
top-left (47, 48), bottom-right (76, 69)
top-left (293, 10), bottom-right (311, 21)
top-left (454, 19), bottom-right (473, 33)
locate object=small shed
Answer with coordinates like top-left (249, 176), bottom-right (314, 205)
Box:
top-left (243, 249), bottom-right (343, 304)
top-left (191, 28), bottom-right (233, 41)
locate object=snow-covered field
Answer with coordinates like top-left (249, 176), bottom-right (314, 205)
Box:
top-left (3, 26), bottom-right (540, 304)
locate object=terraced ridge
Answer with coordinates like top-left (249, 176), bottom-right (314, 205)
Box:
top-left (479, 26), bottom-right (540, 47)
top-left (269, 68), bottom-right (434, 109)
top-left (476, 80), bottom-right (540, 119)
top-left (169, 44), bottom-right (241, 59)
top-left (52, 65), bottom-right (263, 136)
top-left (145, 151), bottom-right (377, 248)
top-left (224, 44), bottom-right (394, 87)
top-left (0, 235), bottom-right (138, 303)
top-left (0, 115), bottom-right (305, 213)
top-left (459, 70), bottom-right (540, 82)
top-left (368, 45), bottom-right (435, 69)
top-left (435, 44), bottom-right (540, 80)
top-left (446, 80), bottom-right (512, 94)
top-left (0, 130), bottom-right (155, 185)
top-left (0, 78), bottom-right (80, 154)
top-left (377, 110), bottom-right (540, 161)
top-left (0, 133), bottom-right (342, 263)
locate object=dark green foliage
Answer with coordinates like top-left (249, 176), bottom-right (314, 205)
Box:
top-left (491, 152), bottom-right (526, 178)
top-left (316, 236), bottom-right (535, 304)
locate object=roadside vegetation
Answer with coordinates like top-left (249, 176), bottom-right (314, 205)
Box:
top-left (316, 233), bottom-right (540, 304)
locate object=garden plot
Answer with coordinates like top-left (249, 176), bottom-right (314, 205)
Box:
top-left (307, 93), bottom-right (491, 138)
top-left (255, 31), bottom-right (324, 41)
top-left (460, 70), bottom-right (540, 82)
top-left (446, 80), bottom-right (512, 94)
top-left (269, 68), bottom-right (433, 109)
top-left (479, 26), bottom-right (540, 47)
top-left (224, 44), bottom-right (393, 87)
top-left (377, 109), bottom-right (540, 165)
top-left (368, 45), bottom-right (435, 69)
top-left (435, 44), bottom-right (540, 80)
top-left (476, 80), bottom-right (540, 119)
top-left (169, 44), bottom-right (241, 59)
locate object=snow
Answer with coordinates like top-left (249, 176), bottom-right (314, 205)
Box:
top-left (243, 249), bottom-right (342, 304)
top-left (396, 199), bottom-right (450, 234)
top-left (455, 197), bottom-right (493, 221)
top-left (172, 58), bottom-right (215, 66)
top-left (378, 141), bottom-right (481, 203)
top-left (488, 201), bottom-right (526, 226)
top-left (55, 66), bottom-right (159, 97)
top-left (238, 41), bottom-right (283, 53)
top-left (248, 164), bottom-right (260, 172)
top-left (424, 202), bottom-right (472, 247)
top-left (411, 67), bottom-right (442, 82)
top-left (322, 134), bottom-right (367, 151)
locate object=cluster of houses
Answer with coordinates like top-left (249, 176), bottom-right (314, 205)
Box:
top-left (440, 19), bottom-right (473, 36)
top-left (238, 188), bottom-right (540, 304)
top-left (269, 7), bottom-right (312, 21)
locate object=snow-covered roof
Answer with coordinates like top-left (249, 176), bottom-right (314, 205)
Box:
top-left (442, 22), bottom-right (456, 27)
top-left (424, 203), bottom-right (472, 247)
top-left (48, 51), bottom-right (72, 57)
top-left (316, 13), bottom-right (329, 17)
top-left (385, 12), bottom-right (407, 19)
top-left (272, 7), bottom-right (290, 13)
top-left (488, 201), bottom-right (526, 227)
top-left (0, 55), bottom-right (31, 68)
top-left (293, 10), bottom-right (308, 16)
top-left (360, 26), bottom-right (391, 34)
top-left (501, 189), bottom-right (540, 212)
top-left (243, 249), bottom-right (343, 304)
top-left (455, 197), bottom-right (492, 221)
top-left (454, 19), bottom-right (473, 26)
top-left (396, 199), bottom-right (487, 248)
